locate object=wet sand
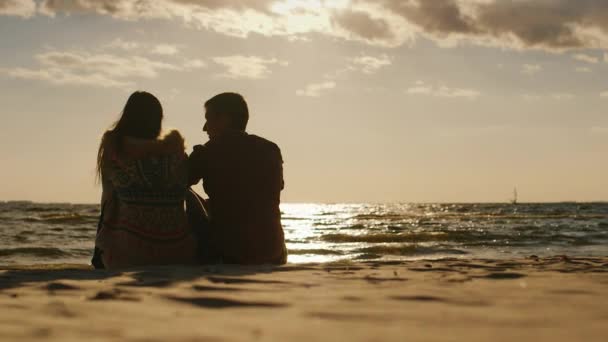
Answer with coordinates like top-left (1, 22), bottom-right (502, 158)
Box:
top-left (1, 256), bottom-right (607, 341)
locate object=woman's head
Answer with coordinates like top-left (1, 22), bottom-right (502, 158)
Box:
top-left (115, 91), bottom-right (163, 139)
top-left (97, 91), bottom-right (164, 180)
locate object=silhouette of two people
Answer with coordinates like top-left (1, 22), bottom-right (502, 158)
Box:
top-left (93, 92), bottom-right (286, 269)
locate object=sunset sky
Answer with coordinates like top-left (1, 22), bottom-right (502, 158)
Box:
top-left (1, 0), bottom-right (607, 203)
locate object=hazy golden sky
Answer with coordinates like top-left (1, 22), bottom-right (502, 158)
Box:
top-left (1, 0), bottom-right (607, 203)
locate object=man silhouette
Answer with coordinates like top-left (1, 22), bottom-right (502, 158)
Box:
top-left (188, 92), bottom-right (287, 264)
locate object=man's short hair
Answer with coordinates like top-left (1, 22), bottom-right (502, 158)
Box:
top-left (205, 92), bottom-right (249, 131)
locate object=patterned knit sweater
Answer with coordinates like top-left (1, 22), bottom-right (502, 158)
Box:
top-left (95, 146), bottom-right (197, 269)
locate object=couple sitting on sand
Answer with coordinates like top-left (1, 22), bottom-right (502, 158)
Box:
top-left (93, 91), bottom-right (286, 269)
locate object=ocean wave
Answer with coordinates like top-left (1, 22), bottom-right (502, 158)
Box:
top-left (0, 247), bottom-right (72, 258)
top-left (281, 216), bottom-right (311, 220)
top-left (1, 202), bottom-right (607, 265)
top-left (319, 230), bottom-right (606, 247)
top-left (321, 232), bottom-right (449, 243)
top-left (287, 249), bottom-right (344, 255)
top-left (354, 245), bottom-right (468, 256)
top-left (354, 213), bottom-right (407, 220)
top-left (22, 213), bottom-right (98, 225)
top-left (22, 206), bottom-right (66, 213)
top-left (346, 224), bottom-right (369, 230)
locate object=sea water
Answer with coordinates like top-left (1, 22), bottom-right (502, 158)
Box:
top-left (0, 201), bottom-right (607, 266)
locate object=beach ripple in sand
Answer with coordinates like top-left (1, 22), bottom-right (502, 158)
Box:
top-left (0, 257), bottom-right (607, 341)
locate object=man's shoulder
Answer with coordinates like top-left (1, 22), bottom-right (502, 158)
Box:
top-left (193, 134), bottom-right (281, 156)
top-left (248, 134), bottom-right (281, 151)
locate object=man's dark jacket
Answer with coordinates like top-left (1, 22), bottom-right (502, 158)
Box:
top-left (188, 132), bottom-right (286, 264)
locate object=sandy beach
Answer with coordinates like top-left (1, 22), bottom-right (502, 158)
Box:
top-left (0, 256), bottom-right (606, 341)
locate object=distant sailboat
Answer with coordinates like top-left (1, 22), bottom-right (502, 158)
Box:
top-left (510, 187), bottom-right (518, 205)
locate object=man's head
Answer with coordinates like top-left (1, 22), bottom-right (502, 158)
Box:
top-left (203, 92), bottom-right (249, 139)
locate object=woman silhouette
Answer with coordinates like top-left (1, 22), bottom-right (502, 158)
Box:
top-left (94, 91), bottom-right (198, 269)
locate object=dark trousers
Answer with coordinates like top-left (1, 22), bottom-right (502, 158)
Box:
top-left (185, 189), bottom-right (221, 264)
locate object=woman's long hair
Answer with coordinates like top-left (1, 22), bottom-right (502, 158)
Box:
top-left (96, 91), bottom-right (163, 181)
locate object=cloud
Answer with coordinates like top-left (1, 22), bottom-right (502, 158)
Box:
top-left (0, 66), bottom-right (133, 88)
top-left (324, 53), bottom-right (393, 80)
top-left (522, 64), bottom-right (542, 74)
top-left (348, 54), bottom-right (391, 74)
top-left (105, 38), bottom-right (140, 50)
top-left (39, 0), bottom-right (277, 17)
top-left (330, 7), bottom-right (412, 47)
top-left (601, 91), bottom-right (608, 98)
top-left (151, 44), bottom-right (180, 55)
top-left (184, 59), bottom-right (206, 69)
top-left (551, 93), bottom-right (575, 100)
top-left (522, 94), bottom-right (541, 101)
top-left (573, 53), bottom-right (599, 64)
top-left (38, 51), bottom-right (179, 77)
top-left (105, 39), bottom-right (188, 59)
top-left (523, 93), bottom-right (576, 101)
top-left (104, 39), bottom-right (205, 69)
top-left (37, 0), bottom-right (375, 44)
top-left (5, 0), bottom-right (605, 52)
top-left (381, 0), bottom-right (478, 36)
top-left (0, 0), bottom-right (36, 17)
top-left (406, 81), bottom-right (480, 100)
top-left (377, 0), bottom-right (608, 51)
top-left (212, 55), bottom-right (286, 79)
top-left (0, 49), bottom-right (194, 88)
top-left (407, 82), bottom-right (433, 95)
top-left (38, 0), bottom-right (173, 19)
top-left (296, 81), bottom-right (336, 97)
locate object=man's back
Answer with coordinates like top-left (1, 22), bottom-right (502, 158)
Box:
top-left (188, 132), bottom-right (286, 264)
